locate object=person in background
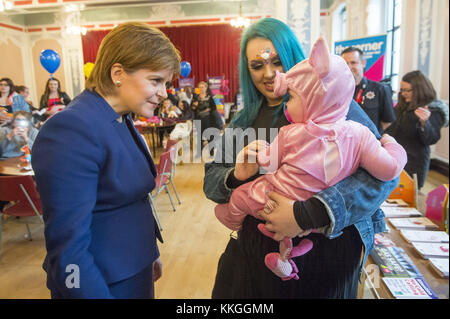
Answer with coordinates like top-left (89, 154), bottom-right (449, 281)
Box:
top-left (166, 81), bottom-right (179, 106)
top-left (179, 85), bottom-right (195, 106)
top-left (341, 47), bottom-right (396, 134)
top-left (0, 111), bottom-right (38, 159)
top-left (15, 85), bottom-right (35, 109)
top-left (169, 105), bottom-right (182, 118)
top-left (385, 70), bottom-right (448, 190)
top-left (203, 17), bottom-right (399, 299)
top-left (159, 98), bottom-right (180, 118)
top-left (192, 81), bottom-right (219, 152)
top-left (0, 78), bottom-right (31, 125)
top-left (178, 99), bottom-right (194, 121)
top-left (38, 78), bottom-right (71, 120)
top-left (157, 98), bottom-right (178, 146)
top-left (31, 22), bottom-right (180, 299)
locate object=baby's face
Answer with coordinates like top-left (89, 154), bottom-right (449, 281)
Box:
top-left (286, 89), bottom-right (304, 123)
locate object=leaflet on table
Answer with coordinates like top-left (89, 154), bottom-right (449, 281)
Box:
top-left (429, 258), bottom-right (449, 278)
top-left (374, 233), bottom-right (396, 247)
top-left (388, 217), bottom-right (439, 230)
top-left (382, 206), bottom-right (422, 218)
top-left (370, 242), bottom-right (423, 278)
top-left (388, 246), bottom-right (423, 278)
top-left (411, 242), bottom-right (449, 259)
top-left (370, 245), bottom-right (410, 277)
top-left (399, 229), bottom-right (449, 243)
top-left (381, 199), bottom-right (409, 207)
top-left (382, 277), bottom-right (438, 299)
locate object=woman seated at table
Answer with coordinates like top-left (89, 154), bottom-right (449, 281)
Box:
top-left (1, 78), bottom-right (31, 126)
top-left (159, 98), bottom-right (181, 119)
top-left (0, 111), bottom-right (38, 159)
top-left (155, 98), bottom-right (178, 146)
top-left (178, 100), bottom-right (194, 121)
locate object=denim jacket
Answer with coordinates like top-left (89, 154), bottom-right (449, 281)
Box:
top-left (203, 100), bottom-right (399, 278)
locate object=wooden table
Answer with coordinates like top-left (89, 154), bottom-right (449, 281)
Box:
top-left (361, 219), bottom-right (449, 299)
top-left (0, 157), bottom-right (33, 176)
top-left (139, 122), bottom-right (177, 156)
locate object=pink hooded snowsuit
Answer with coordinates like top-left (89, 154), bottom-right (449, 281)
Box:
top-left (215, 37), bottom-right (407, 233)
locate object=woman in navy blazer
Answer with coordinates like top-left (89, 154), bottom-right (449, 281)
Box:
top-left (31, 22), bottom-right (181, 298)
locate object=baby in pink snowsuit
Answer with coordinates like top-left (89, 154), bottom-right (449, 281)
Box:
top-left (214, 36), bottom-right (407, 281)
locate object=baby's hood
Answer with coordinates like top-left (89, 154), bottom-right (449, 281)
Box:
top-left (274, 36), bottom-right (355, 124)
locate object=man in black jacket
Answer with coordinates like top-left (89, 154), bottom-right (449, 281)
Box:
top-left (342, 47), bottom-right (396, 134)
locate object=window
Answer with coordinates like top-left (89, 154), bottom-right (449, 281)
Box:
top-left (332, 3), bottom-right (347, 44)
top-left (384, 0), bottom-right (402, 96)
top-left (339, 5), bottom-right (347, 40)
top-left (367, 0), bottom-right (386, 35)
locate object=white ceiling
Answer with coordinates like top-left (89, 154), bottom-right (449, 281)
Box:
top-left (3, 0), bottom-right (248, 16)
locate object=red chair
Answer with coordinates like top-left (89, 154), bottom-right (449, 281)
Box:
top-left (165, 138), bottom-right (178, 152)
top-left (0, 175), bottom-right (44, 248)
top-left (148, 150), bottom-right (177, 231)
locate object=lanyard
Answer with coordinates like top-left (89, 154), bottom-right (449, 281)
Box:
top-left (355, 83), bottom-right (367, 106)
top-left (355, 88), bottom-right (363, 104)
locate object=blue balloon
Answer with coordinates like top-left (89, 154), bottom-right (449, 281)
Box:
top-left (40, 49), bottom-right (61, 75)
top-left (180, 61), bottom-right (191, 78)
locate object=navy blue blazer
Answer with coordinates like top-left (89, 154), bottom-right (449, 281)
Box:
top-left (32, 89), bottom-right (162, 298)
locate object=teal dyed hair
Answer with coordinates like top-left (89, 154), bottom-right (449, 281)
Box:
top-left (230, 18), bottom-right (306, 128)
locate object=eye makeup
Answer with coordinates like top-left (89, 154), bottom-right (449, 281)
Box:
top-left (249, 53), bottom-right (281, 70)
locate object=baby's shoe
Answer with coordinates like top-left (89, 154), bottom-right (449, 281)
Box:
top-left (264, 253), bottom-right (298, 280)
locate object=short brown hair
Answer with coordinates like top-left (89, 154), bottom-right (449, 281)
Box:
top-left (341, 46), bottom-right (364, 60)
top-left (86, 22), bottom-right (181, 96)
top-left (13, 110), bottom-right (32, 121)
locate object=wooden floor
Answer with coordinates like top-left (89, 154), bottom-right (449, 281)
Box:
top-left (0, 155), bottom-right (448, 299)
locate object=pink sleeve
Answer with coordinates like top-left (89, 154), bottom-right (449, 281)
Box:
top-left (215, 183), bottom-right (259, 231)
top-left (358, 127), bottom-right (407, 181)
top-left (215, 202), bottom-right (246, 231)
top-left (257, 130), bottom-right (283, 173)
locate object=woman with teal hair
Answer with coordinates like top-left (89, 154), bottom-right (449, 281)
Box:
top-left (231, 17), bottom-right (306, 128)
top-left (204, 18), bottom-right (398, 298)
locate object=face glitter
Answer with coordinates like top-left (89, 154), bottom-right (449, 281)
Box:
top-left (256, 48), bottom-right (276, 64)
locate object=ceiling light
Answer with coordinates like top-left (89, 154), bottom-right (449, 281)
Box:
top-left (65, 25), bottom-right (87, 36)
top-left (0, 1), bottom-right (13, 12)
top-left (64, 3), bottom-right (85, 13)
top-left (230, 1), bottom-right (250, 29)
